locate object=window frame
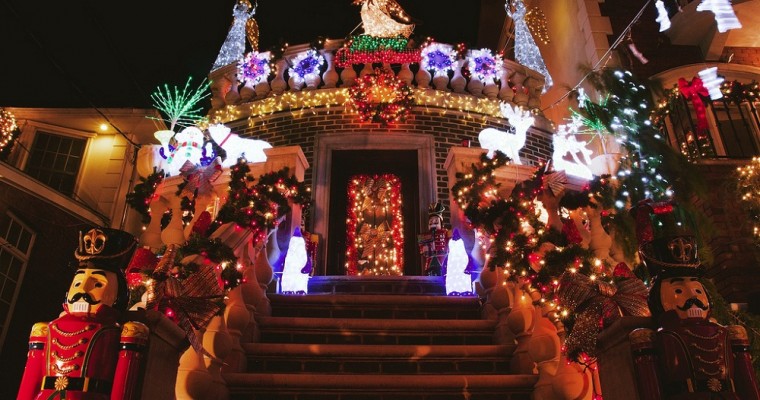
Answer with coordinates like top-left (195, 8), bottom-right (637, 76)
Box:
top-left (0, 212), bottom-right (36, 352)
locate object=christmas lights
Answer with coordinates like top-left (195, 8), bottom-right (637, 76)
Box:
top-left (212, 0), bottom-right (256, 71)
top-left (445, 229), bottom-right (475, 295)
top-left (478, 102), bottom-right (534, 164)
top-left (697, 67), bottom-right (724, 100)
top-left (421, 43), bottom-right (457, 77)
top-left (345, 174), bottom-right (404, 276)
top-left (507, 0), bottom-right (553, 91)
top-left (466, 48), bottom-right (503, 82)
top-left (349, 35), bottom-right (409, 52)
top-left (334, 47), bottom-right (421, 68)
top-left (348, 68), bottom-right (414, 125)
top-left (288, 49), bottom-right (325, 84)
top-left (654, 0), bottom-right (671, 32)
top-left (281, 227), bottom-right (311, 294)
top-left (355, 0), bottom-right (414, 38)
top-left (552, 117), bottom-right (594, 180)
top-left (207, 123), bottom-right (271, 167)
top-left (737, 157), bottom-right (760, 244)
top-left (696, 0), bottom-right (742, 33)
top-left (149, 77), bottom-right (210, 132)
top-left (237, 51), bottom-right (272, 85)
top-left (525, 6), bottom-right (550, 45)
top-left (0, 108), bottom-right (18, 155)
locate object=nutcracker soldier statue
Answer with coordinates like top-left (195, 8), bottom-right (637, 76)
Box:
top-left (418, 202), bottom-right (449, 276)
top-left (628, 201), bottom-right (760, 400)
top-left (18, 227), bottom-right (149, 400)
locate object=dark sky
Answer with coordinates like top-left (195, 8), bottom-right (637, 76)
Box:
top-left (1, 0), bottom-right (484, 109)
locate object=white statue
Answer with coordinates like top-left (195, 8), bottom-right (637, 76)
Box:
top-left (207, 123), bottom-right (272, 167)
top-left (445, 229), bottom-right (473, 295)
top-left (552, 118), bottom-right (594, 180)
top-left (478, 103), bottom-right (534, 164)
top-left (163, 126), bottom-right (206, 176)
top-left (281, 228), bottom-right (311, 294)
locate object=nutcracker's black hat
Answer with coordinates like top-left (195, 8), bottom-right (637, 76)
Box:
top-left (73, 227), bottom-right (137, 310)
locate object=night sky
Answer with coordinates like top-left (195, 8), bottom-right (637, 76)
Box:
top-left (1, 0), bottom-right (484, 109)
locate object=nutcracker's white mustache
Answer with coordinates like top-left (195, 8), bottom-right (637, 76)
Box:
top-left (677, 297), bottom-right (707, 311)
top-left (68, 292), bottom-right (101, 305)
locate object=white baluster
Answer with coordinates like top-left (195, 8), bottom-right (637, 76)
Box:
top-left (467, 74), bottom-right (485, 97)
top-left (202, 316), bottom-right (232, 399)
top-left (499, 64), bottom-right (515, 102)
top-left (223, 286), bottom-right (249, 373)
top-left (450, 59), bottom-right (467, 93)
top-left (141, 195), bottom-right (168, 250)
top-left (271, 59), bottom-right (288, 94)
top-left (340, 64), bottom-right (357, 87)
top-left (414, 65), bottom-right (431, 89)
top-left (322, 50), bottom-right (339, 88)
top-left (398, 63), bottom-right (413, 86)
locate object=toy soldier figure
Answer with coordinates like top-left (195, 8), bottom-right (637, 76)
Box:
top-left (418, 202), bottom-right (448, 276)
top-left (18, 227), bottom-right (149, 400)
top-left (629, 202), bottom-right (760, 400)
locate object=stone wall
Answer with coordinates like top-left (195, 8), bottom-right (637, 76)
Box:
top-left (721, 46), bottom-right (760, 68)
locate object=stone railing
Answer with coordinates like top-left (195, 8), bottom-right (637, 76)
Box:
top-left (135, 145), bottom-right (308, 399)
top-left (208, 40), bottom-right (548, 114)
top-left (446, 146), bottom-right (620, 400)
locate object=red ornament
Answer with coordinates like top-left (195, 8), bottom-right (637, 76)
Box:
top-left (192, 211), bottom-right (213, 237)
top-left (562, 219), bottom-right (584, 245)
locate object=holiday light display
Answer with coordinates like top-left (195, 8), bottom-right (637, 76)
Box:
top-left (237, 51), bottom-right (272, 85)
top-left (478, 102), bottom-right (534, 164)
top-left (149, 77), bottom-right (210, 132)
top-left (212, 0), bottom-right (256, 71)
top-left (335, 47), bottom-right (421, 68)
top-left (348, 68), bottom-right (414, 125)
top-left (349, 35), bottom-right (409, 52)
top-left (126, 170), bottom-right (165, 224)
top-left (345, 174), bottom-right (404, 276)
top-left (654, 0), bottom-right (671, 32)
top-left (507, 0), bottom-right (553, 91)
top-left (207, 123), bottom-right (271, 166)
top-left (696, 0), bottom-right (742, 33)
top-left (421, 43), bottom-right (457, 77)
top-left (737, 157), bottom-right (760, 243)
top-left (354, 0), bottom-right (414, 38)
top-left (445, 229), bottom-right (475, 295)
top-left (288, 49), bottom-right (325, 84)
top-left (525, 6), bottom-right (550, 45)
top-left (697, 66), bottom-right (725, 100)
top-left (552, 117), bottom-right (594, 180)
top-left (0, 108), bottom-right (18, 155)
top-left (281, 227), bottom-right (311, 294)
top-left (466, 48), bottom-right (503, 82)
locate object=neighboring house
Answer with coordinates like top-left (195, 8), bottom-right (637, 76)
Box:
top-left (0, 107), bottom-right (159, 397)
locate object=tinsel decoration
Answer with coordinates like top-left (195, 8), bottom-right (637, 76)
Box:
top-left (212, 0), bottom-right (256, 71)
top-left (507, 0), bottom-right (553, 91)
top-left (126, 169), bottom-right (165, 224)
top-left (346, 174), bottom-right (404, 276)
top-left (0, 108), bottom-right (19, 160)
top-left (466, 48), bottom-right (503, 82)
top-left (288, 49), bottom-right (325, 84)
top-left (348, 68), bottom-right (414, 125)
top-left (212, 158), bottom-right (312, 244)
top-left (421, 42), bottom-right (457, 77)
top-left (237, 51), bottom-right (271, 85)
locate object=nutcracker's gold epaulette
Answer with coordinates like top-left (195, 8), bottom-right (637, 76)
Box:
top-left (728, 325), bottom-right (749, 341)
top-left (30, 322), bottom-right (48, 338)
top-left (629, 328), bottom-right (656, 345)
top-left (121, 321), bottom-right (149, 340)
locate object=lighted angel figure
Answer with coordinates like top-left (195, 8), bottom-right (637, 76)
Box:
top-left (207, 123), bottom-right (271, 166)
top-left (506, 0), bottom-right (553, 91)
top-left (355, 0), bottom-right (415, 38)
top-left (478, 103), bottom-right (534, 164)
top-left (552, 120), bottom-right (594, 180)
top-left (212, 0), bottom-right (257, 71)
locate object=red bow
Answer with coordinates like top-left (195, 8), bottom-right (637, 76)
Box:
top-left (678, 77), bottom-right (709, 134)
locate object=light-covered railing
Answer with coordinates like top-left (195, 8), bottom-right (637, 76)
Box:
top-left (208, 41), bottom-right (548, 115)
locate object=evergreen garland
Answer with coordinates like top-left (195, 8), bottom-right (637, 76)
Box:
top-left (126, 169), bottom-right (165, 224)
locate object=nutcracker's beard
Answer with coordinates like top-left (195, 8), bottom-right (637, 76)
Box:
top-left (68, 293), bottom-right (101, 315)
top-left (677, 297), bottom-right (708, 318)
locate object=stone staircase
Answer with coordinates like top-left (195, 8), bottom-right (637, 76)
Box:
top-left (223, 276), bottom-right (537, 400)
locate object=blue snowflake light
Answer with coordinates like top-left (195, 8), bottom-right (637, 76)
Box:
top-left (421, 43), bottom-right (457, 77)
top-left (288, 49), bottom-right (325, 84)
top-left (237, 51), bottom-right (272, 85)
top-left (467, 48), bottom-right (503, 82)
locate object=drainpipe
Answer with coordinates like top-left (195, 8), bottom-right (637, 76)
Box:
top-left (119, 139), bottom-right (140, 230)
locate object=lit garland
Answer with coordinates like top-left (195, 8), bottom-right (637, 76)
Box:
top-left (737, 157), bottom-right (760, 244)
top-left (237, 51), bottom-right (272, 85)
top-left (525, 6), bottom-right (550, 45)
top-left (466, 48), bottom-right (503, 82)
top-left (348, 68), bottom-right (414, 125)
top-left (421, 42), bottom-right (457, 77)
top-left (335, 47), bottom-right (421, 68)
top-left (0, 108), bottom-right (19, 155)
top-left (349, 34), bottom-right (409, 52)
top-left (212, 158), bottom-right (312, 244)
top-left (345, 174), bottom-right (404, 276)
top-left (149, 77), bottom-right (210, 132)
top-left (126, 169), bottom-right (165, 225)
top-left (288, 49), bottom-right (325, 84)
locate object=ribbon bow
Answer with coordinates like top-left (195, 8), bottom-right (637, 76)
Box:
top-left (557, 268), bottom-right (650, 360)
top-left (542, 170), bottom-right (567, 197)
top-left (678, 77), bottom-right (710, 133)
top-left (179, 157), bottom-right (223, 197)
top-left (146, 245), bottom-right (224, 356)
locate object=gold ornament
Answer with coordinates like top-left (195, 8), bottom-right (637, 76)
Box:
top-left (54, 376), bottom-right (69, 391)
top-left (707, 378), bottom-right (722, 392)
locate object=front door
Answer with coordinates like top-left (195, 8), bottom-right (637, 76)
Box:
top-left (326, 150), bottom-right (420, 275)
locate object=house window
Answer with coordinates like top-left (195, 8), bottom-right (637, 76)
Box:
top-left (24, 131), bottom-right (86, 195)
top-left (0, 213), bottom-right (35, 352)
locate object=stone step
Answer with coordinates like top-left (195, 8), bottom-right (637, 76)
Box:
top-left (258, 316), bottom-right (496, 345)
top-left (308, 275), bottom-right (446, 295)
top-left (270, 294), bottom-right (481, 320)
top-left (244, 343), bottom-right (515, 374)
top-left (224, 373), bottom-right (537, 400)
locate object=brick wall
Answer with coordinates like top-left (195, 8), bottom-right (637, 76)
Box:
top-left (230, 107), bottom-right (553, 228)
top-left (721, 47), bottom-right (760, 68)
